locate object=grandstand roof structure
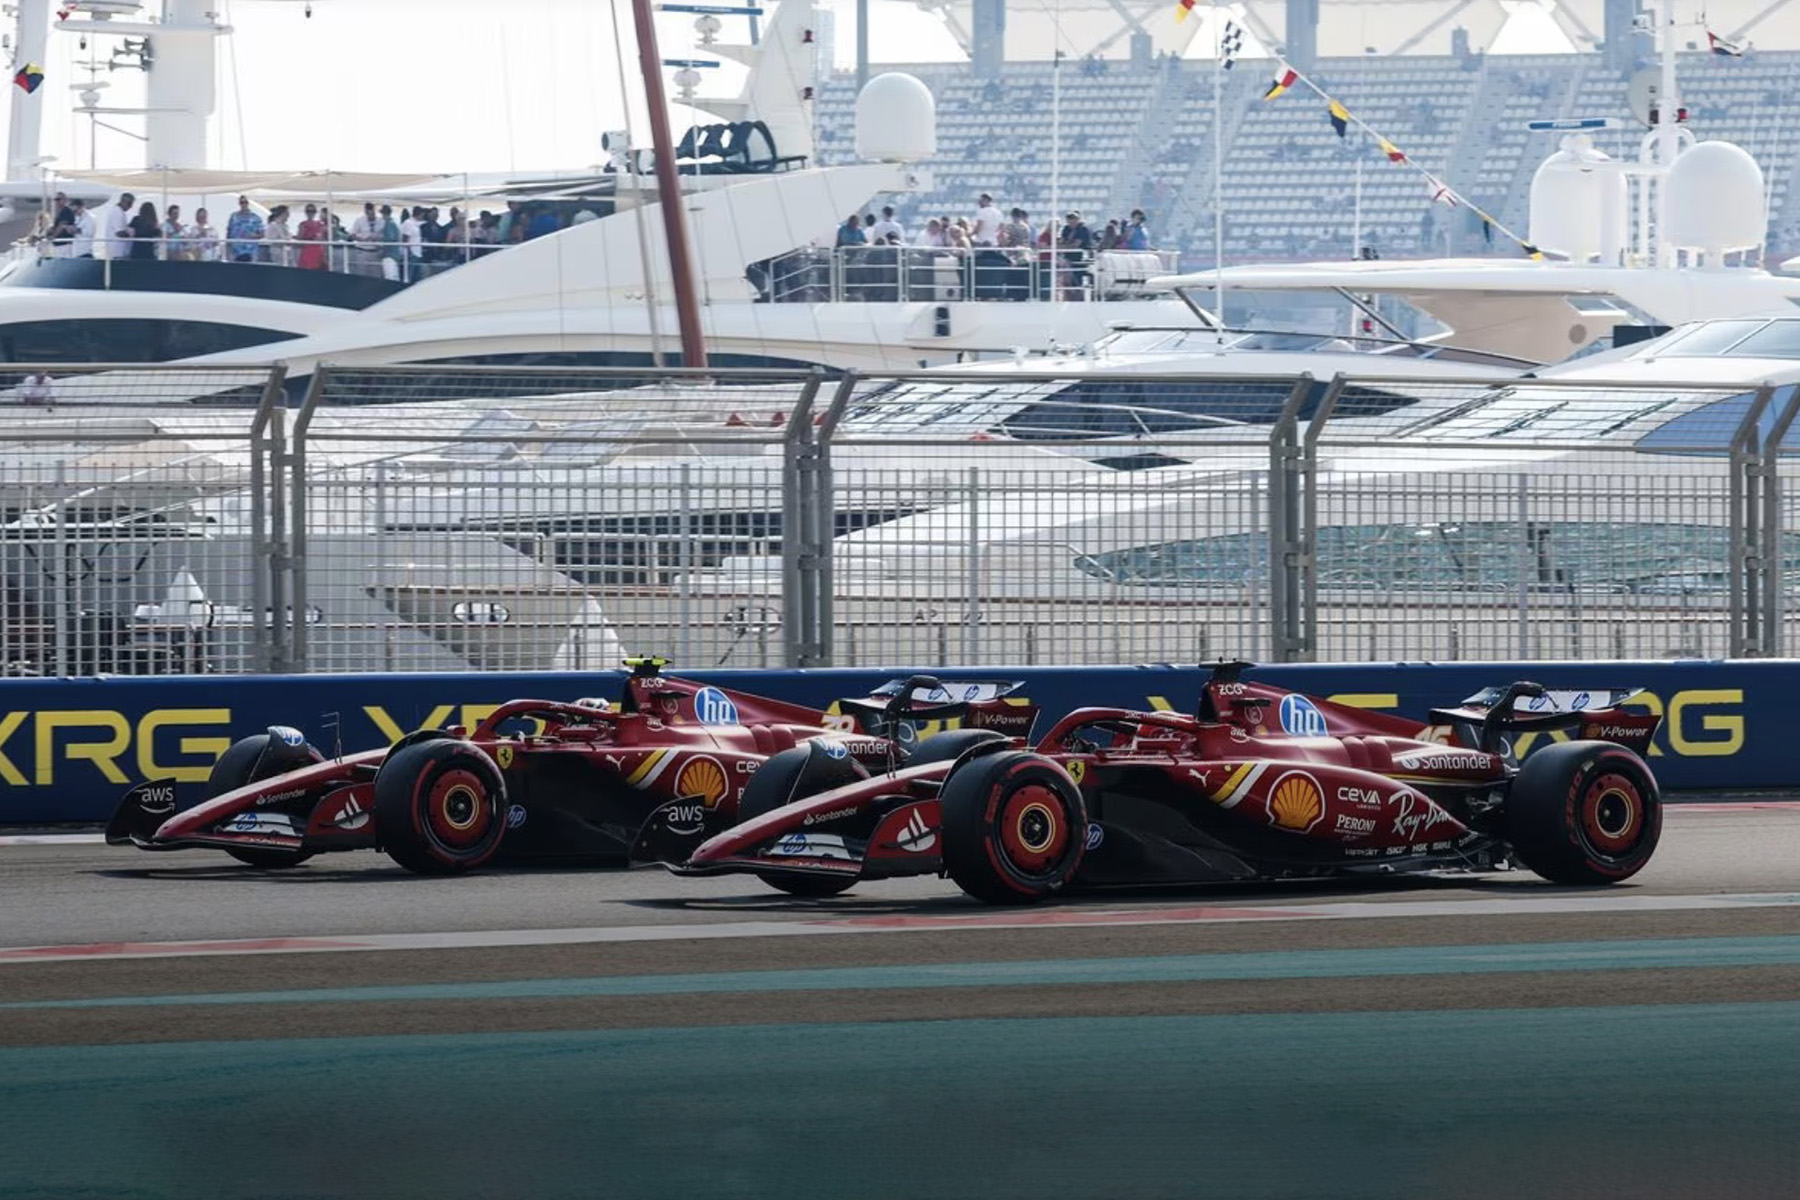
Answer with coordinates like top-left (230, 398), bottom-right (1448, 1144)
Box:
top-left (907, 0), bottom-right (1800, 61)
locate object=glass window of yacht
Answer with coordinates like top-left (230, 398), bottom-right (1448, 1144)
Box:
top-left (1721, 320), bottom-right (1800, 359)
top-left (1635, 319), bottom-right (1767, 357)
top-left (1073, 521), bottom-right (1793, 592)
top-left (1001, 379), bottom-right (1419, 439)
top-left (1407, 384), bottom-right (1702, 443)
top-left (0, 318), bottom-right (299, 363)
top-left (843, 377), bottom-right (1421, 440)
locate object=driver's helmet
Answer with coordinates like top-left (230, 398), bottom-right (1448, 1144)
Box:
top-left (573, 696), bottom-right (612, 710)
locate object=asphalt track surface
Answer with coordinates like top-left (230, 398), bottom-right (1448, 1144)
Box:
top-left (4, 804), bottom-right (1800, 1199)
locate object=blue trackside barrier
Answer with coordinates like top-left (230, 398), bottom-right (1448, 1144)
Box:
top-left (0, 660), bottom-right (1768, 823)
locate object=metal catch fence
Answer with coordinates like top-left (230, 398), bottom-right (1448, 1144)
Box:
top-left (0, 361), bottom-right (1792, 675)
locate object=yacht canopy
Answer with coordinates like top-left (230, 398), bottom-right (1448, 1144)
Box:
top-left (54, 168), bottom-right (449, 195)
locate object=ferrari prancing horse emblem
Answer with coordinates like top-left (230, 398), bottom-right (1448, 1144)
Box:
top-left (496, 744), bottom-right (515, 770)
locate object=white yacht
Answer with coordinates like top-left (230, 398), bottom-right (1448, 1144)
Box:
top-left (0, 0), bottom-right (1209, 380)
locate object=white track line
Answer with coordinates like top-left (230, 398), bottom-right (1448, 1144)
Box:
top-left (0, 833), bottom-right (106, 846)
top-left (4, 801), bottom-right (1792, 848)
top-left (4, 890), bottom-right (1800, 964)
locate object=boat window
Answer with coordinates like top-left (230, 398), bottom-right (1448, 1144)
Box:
top-left (1409, 384), bottom-right (1706, 443)
top-left (1000, 379), bottom-right (1418, 439)
top-left (1636, 319), bottom-right (1766, 357)
top-left (1722, 320), bottom-right (1800, 359)
top-left (1074, 522), bottom-right (1799, 592)
top-left (0, 318), bottom-right (299, 363)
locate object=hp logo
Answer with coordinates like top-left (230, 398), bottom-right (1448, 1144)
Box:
top-left (694, 686), bottom-right (740, 726)
top-left (1278, 695), bottom-right (1330, 737)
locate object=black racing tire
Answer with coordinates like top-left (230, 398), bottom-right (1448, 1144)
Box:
top-left (209, 733), bottom-right (320, 870)
top-left (373, 738), bottom-right (508, 875)
top-left (1506, 740), bottom-right (1661, 885)
top-left (939, 751), bottom-right (1087, 905)
top-left (906, 728), bottom-right (1008, 766)
top-left (737, 747), bottom-right (857, 897)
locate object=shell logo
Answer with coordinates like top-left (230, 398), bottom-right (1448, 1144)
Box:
top-left (1268, 772), bottom-right (1324, 833)
top-left (675, 756), bottom-right (730, 808)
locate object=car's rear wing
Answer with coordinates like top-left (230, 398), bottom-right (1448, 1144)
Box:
top-left (1430, 682), bottom-right (1660, 756)
top-left (840, 676), bottom-right (1039, 741)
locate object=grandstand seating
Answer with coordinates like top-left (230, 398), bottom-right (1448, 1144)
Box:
top-left (813, 50), bottom-right (1800, 267)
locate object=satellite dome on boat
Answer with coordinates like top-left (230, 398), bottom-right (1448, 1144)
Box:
top-left (1528, 134), bottom-right (1625, 265)
top-left (1666, 141), bottom-right (1766, 259)
top-left (855, 72), bottom-right (936, 163)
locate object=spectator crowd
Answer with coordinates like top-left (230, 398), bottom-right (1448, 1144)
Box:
top-left (803, 191), bottom-right (1157, 301)
top-left (31, 192), bottom-right (603, 282)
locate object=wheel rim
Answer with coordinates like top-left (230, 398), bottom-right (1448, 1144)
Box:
top-left (1579, 772), bottom-right (1642, 857)
top-left (423, 768), bottom-right (493, 850)
top-left (997, 783), bottom-right (1070, 874)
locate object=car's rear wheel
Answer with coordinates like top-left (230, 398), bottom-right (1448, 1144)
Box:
top-left (373, 738), bottom-right (508, 875)
top-left (939, 751), bottom-right (1086, 905)
top-left (906, 728), bottom-right (1008, 766)
top-left (737, 748), bottom-right (857, 897)
top-left (1506, 740), bottom-right (1661, 884)
top-left (208, 733), bottom-right (320, 869)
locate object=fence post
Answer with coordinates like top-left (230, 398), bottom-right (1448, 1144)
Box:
top-left (781, 369), bottom-right (828, 667)
top-left (1759, 384), bottom-right (1800, 655)
top-left (267, 405), bottom-right (290, 673)
top-left (812, 372), bottom-right (861, 667)
top-left (51, 464), bottom-right (68, 679)
top-left (1267, 374), bottom-right (1319, 662)
top-left (287, 368), bottom-right (329, 673)
top-left (246, 366), bottom-right (288, 672)
top-left (1298, 374), bottom-right (1347, 663)
top-left (964, 465), bottom-right (982, 663)
top-left (1728, 384), bottom-right (1776, 657)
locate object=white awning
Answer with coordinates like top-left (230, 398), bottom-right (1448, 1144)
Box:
top-left (53, 168), bottom-right (451, 195)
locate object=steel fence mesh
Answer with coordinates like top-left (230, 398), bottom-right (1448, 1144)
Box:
top-left (0, 366), bottom-right (283, 677)
top-left (292, 369), bottom-right (814, 673)
top-left (1, 363), bottom-right (1791, 675)
top-left (821, 373), bottom-right (1290, 666)
top-left (1306, 377), bottom-right (1757, 661)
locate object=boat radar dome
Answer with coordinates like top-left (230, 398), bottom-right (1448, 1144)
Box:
top-left (1528, 134), bottom-right (1625, 264)
top-left (1665, 141), bottom-right (1766, 260)
top-left (855, 72), bottom-right (936, 163)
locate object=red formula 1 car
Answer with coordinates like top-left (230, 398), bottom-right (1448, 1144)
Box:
top-left (633, 664), bottom-right (1665, 904)
top-left (106, 660), bottom-right (1034, 875)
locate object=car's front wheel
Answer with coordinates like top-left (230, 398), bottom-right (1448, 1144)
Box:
top-left (373, 739), bottom-right (508, 875)
top-left (939, 751), bottom-right (1086, 905)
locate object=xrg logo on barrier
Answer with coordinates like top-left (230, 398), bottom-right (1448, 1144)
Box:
top-left (0, 685), bottom-right (1755, 794)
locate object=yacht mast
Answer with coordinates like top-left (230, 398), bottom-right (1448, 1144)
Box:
top-left (6, 0), bottom-right (50, 181)
top-left (631, 0), bottom-right (709, 368)
top-left (1212, 1), bottom-right (1224, 341)
top-left (1655, 0), bottom-right (1681, 267)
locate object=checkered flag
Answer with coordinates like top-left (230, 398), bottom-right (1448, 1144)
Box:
top-left (1221, 20), bottom-right (1244, 68)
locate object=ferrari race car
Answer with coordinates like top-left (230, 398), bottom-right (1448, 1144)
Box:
top-left (633, 664), bottom-right (1666, 904)
top-left (106, 660), bottom-right (1035, 875)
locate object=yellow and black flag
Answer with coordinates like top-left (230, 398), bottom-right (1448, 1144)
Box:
top-left (1327, 98), bottom-right (1350, 138)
